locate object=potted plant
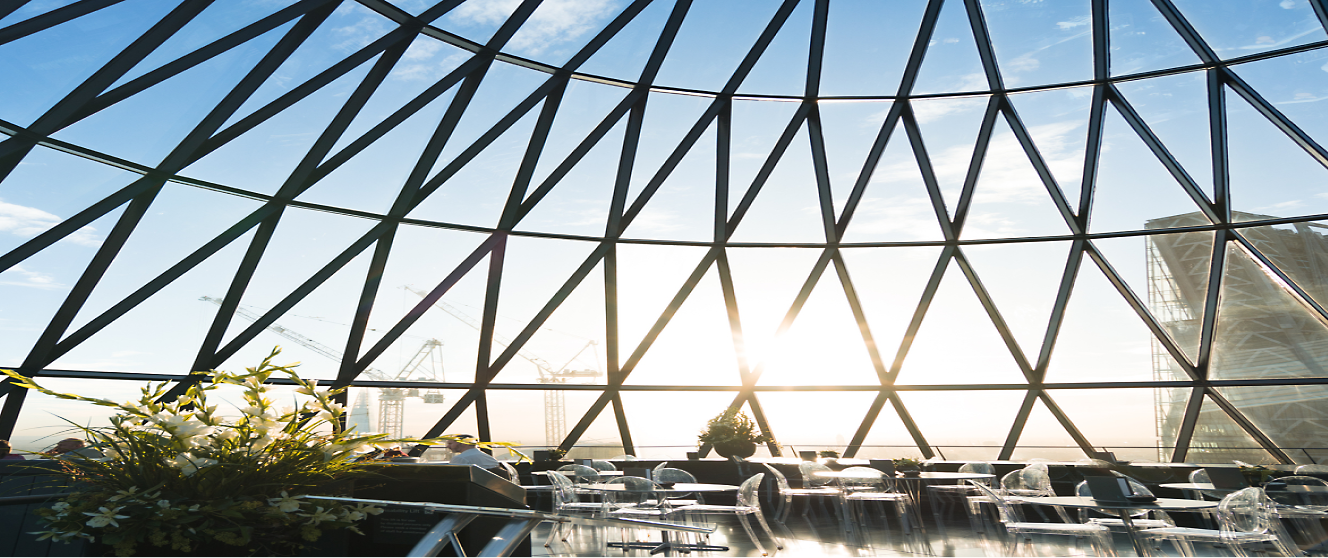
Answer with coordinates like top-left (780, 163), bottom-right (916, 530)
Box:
top-left (697, 409), bottom-right (774, 460)
top-left (2, 348), bottom-right (520, 556)
top-left (893, 457), bottom-right (923, 476)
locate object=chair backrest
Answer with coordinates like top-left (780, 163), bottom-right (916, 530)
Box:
top-left (1189, 468), bottom-right (1211, 484)
top-left (498, 461), bottom-right (518, 483)
top-left (653, 461), bottom-right (669, 476)
top-left (604, 476), bottom-right (666, 510)
top-left (1218, 487), bottom-right (1292, 540)
top-left (763, 463), bottom-right (791, 491)
top-left (557, 464), bottom-right (600, 483)
top-left (800, 461), bottom-right (833, 487)
top-left (970, 480), bottom-right (1023, 524)
top-left (1295, 464), bottom-right (1328, 475)
top-left (736, 473), bottom-right (765, 509)
top-left (1020, 464), bottom-right (1054, 495)
top-left (590, 460), bottom-right (616, 472)
top-left (959, 462), bottom-right (995, 485)
top-left (610, 454), bottom-right (637, 461)
top-left (1075, 475), bottom-right (1155, 518)
top-left (546, 470), bottom-right (578, 509)
top-left (1265, 475), bottom-right (1328, 510)
top-left (839, 466), bottom-right (887, 491)
top-left (655, 467), bottom-right (697, 484)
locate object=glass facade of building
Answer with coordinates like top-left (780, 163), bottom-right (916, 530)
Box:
top-left (2, 0), bottom-right (1327, 463)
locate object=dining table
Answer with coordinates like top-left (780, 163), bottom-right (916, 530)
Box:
top-left (580, 482), bottom-right (740, 555)
top-left (1019, 496), bottom-right (1217, 556)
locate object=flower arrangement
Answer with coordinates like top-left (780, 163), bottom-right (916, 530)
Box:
top-left (892, 457), bottom-right (923, 473)
top-left (698, 409), bottom-right (775, 459)
top-left (2, 348), bottom-right (522, 556)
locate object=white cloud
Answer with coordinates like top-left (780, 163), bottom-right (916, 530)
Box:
top-left (910, 95), bottom-right (987, 124)
top-left (1007, 53), bottom-right (1040, 73)
top-left (392, 38), bottom-right (469, 82)
top-left (0, 199), bottom-right (101, 246)
top-left (331, 4), bottom-right (392, 52)
top-left (1281, 0), bottom-right (1298, 8)
top-left (0, 264), bottom-right (61, 290)
top-left (841, 194), bottom-right (939, 241)
top-left (1057, 16), bottom-right (1090, 30)
top-left (449, 0), bottom-right (619, 56)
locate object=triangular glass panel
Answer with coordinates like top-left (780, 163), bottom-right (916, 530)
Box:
top-left (758, 392), bottom-right (879, 452)
top-left (0, 144), bottom-right (141, 254)
top-left (1005, 86), bottom-right (1095, 211)
top-left (1228, 54), bottom-right (1328, 152)
top-left (1213, 385), bottom-right (1328, 465)
top-left (627, 92), bottom-right (714, 211)
top-left (48, 226), bottom-right (254, 375)
top-left (961, 241), bottom-right (1073, 359)
top-left (621, 391), bottom-right (739, 459)
top-left (1049, 388), bottom-right (1166, 462)
top-left (958, 117), bottom-right (1074, 240)
top-left (1107, 0), bottom-right (1204, 76)
top-left (1211, 241), bottom-right (1328, 380)
top-left (359, 223), bottom-right (495, 360)
top-left (329, 34), bottom-right (476, 154)
top-left (725, 247), bottom-right (823, 369)
top-left (484, 389), bottom-right (566, 457)
top-left (1046, 251), bottom-right (1191, 383)
top-left (980, 0), bottom-right (1093, 88)
top-left (734, 0), bottom-right (812, 97)
top-left (622, 118), bottom-right (714, 242)
top-left (527, 79), bottom-right (632, 196)
top-left (0, 205), bottom-right (127, 367)
top-left (614, 243), bottom-right (712, 360)
top-left (1089, 102), bottom-right (1212, 233)
top-left (855, 395), bottom-right (927, 460)
top-left (64, 183), bottom-right (264, 333)
top-left (626, 267), bottom-right (740, 386)
top-left (437, 0), bottom-right (525, 48)
top-left (223, 3), bottom-right (399, 128)
top-left (574, 0), bottom-right (675, 81)
top-left (911, 0), bottom-right (989, 95)
top-left (48, 27), bottom-right (286, 166)
top-left (432, 61), bottom-right (550, 173)
top-left (1227, 86), bottom-right (1328, 222)
top-left (109, 1), bottom-right (298, 88)
top-left (0, 2), bottom-right (80, 28)
top-left (1137, 228), bottom-right (1215, 365)
top-left (517, 117), bottom-right (629, 236)
top-left (910, 95), bottom-right (990, 217)
top-left (898, 390), bottom-right (1026, 461)
top-left (1237, 221), bottom-right (1328, 312)
top-left (817, 101), bottom-right (892, 218)
top-left (561, 393), bottom-right (626, 458)
top-left (755, 267), bottom-right (881, 387)
top-left (1114, 72), bottom-right (1214, 199)
top-left (838, 247), bottom-right (945, 356)
top-left (1009, 395), bottom-right (1090, 462)
top-left (489, 258), bottom-right (605, 387)
top-left (894, 258), bottom-right (1029, 385)
top-left (9, 378), bottom-right (150, 450)
top-left (1169, 0), bottom-right (1326, 59)
top-left (0, 1), bottom-right (174, 127)
top-left (820, 2), bottom-right (927, 96)
top-left (492, 235), bottom-right (603, 368)
top-left (504, 0), bottom-right (629, 67)
top-left (410, 389), bottom-right (482, 451)
top-left (408, 109), bottom-right (539, 229)
top-left (1186, 394), bottom-right (1279, 465)
top-left (651, 0), bottom-right (786, 92)
top-left (728, 99), bottom-right (804, 215)
top-left (838, 128), bottom-right (947, 243)
top-left (726, 125), bottom-right (828, 244)
top-left (180, 59), bottom-right (377, 196)
top-left (303, 84), bottom-right (459, 214)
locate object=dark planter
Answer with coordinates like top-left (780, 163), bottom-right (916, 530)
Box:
top-left (712, 441), bottom-right (756, 459)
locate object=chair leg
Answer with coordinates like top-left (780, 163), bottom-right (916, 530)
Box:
top-left (737, 513), bottom-right (770, 556)
top-left (753, 509), bottom-right (784, 550)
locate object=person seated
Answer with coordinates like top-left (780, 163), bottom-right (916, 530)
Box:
top-left (445, 434), bottom-right (500, 469)
top-left (46, 438), bottom-right (103, 459)
top-left (0, 439), bottom-right (24, 460)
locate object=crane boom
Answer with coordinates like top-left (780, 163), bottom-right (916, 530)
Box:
top-left (401, 287), bottom-right (565, 377)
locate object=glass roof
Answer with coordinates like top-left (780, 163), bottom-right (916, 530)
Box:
top-left (2, 0), bottom-right (1328, 464)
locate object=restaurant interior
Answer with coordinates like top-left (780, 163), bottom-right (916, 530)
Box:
top-left (2, 0), bottom-right (1328, 555)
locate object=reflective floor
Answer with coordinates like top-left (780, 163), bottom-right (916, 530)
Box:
top-left (530, 503), bottom-right (1323, 557)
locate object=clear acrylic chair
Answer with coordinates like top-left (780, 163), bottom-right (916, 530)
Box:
top-left (590, 459), bottom-right (617, 472)
top-left (675, 473), bottom-right (783, 556)
top-left (1294, 464), bottom-right (1328, 476)
top-left (762, 463), bottom-right (842, 535)
top-left (609, 454), bottom-right (637, 461)
top-left (1074, 476), bottom-right (1174, 531)
top-left (970, 481), bottom-right (1117, 557)
top-left (1135, 487), bottom-right (1299, 557)
top-left (655, 467), bottom-right (704, 506)
top-left (556, 464), bottom-right (600, 484)
top-left (543, 470), bottom-right (606, 547)
top-left (927, 462), bottom-right (994, 529)
top-left (835, 466), bottom-right (919, 536)
top-left (1265, 475), bottom-right (1328, 550)
top-left (602, 476), bottom-right (673, 550)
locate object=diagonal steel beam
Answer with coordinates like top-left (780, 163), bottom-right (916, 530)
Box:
top-left (1084, 240), bottom-right (1200, 379)
top-left (0, 0), bottom-right (125, 47)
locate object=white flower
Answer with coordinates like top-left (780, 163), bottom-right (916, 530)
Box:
top-left (354, 503), bottom-right (384, 516)
top-left (166, 453), bottom-right (217, 476)
top-left (157, 500), bottom-right (171, 508)
top-left (268, 491), bottom-right (304, 513)
top-left (294, 381), bottom-right (319, 396)
top-left (301, 506), bottom-right (338, 525)
top-left (83, 506), bottom-right (129, 529)
top-left (106, 487), bottom-right (139, 503)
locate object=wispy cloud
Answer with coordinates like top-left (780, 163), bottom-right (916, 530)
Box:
top-left (0, 264), bottom-right (62, 289)
top-left (391, 38), bottom-right (469, 82)
top-left (330, 4), bottom-right (392, 52)
top-left (448, 0), bottom-right (619, 56)
top-left (0, 199), bottom-right (101, 246)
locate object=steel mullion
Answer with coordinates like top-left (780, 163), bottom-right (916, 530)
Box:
top-left (470, 236), bottom-right (507, 435)
top-left (1148, 0), bottom-right (1218, 64)
top-left (1194, 228), bottom-right (1228, 376)
top-left (497, 77), bottom-right (568, 230)
top-left (1206, 388), bottom-right (1294, 463)
top-left (1208, 69), bottom-right (1231, 223)
top-left (0, 1), bottom-right (33, 26)
top-left (886, 246), bottom-right (956, 383)
top-left (1312, 0), bottom-right (1328, 33)
top-left (835, 100), bottom-right (904, 237)
top-left (734, 248), bottom-right (834, 388)
top-left (900, 101), bottom-right (957, 241)
top-left (831, 252), bottom-right (890, 384)
top-left (889, 392), bottom-right (934, 458)
top-left (1091, 0), bottom-right (1109, 79)
top-left (605, 244), bottom-right (621, 382)
top-left (0, 0), bottom-right (125, 46)
top-left (1231, 231), bottom-right (1328, 328)
top-left (1221, 67), bottom-right (1328, 168)
top-left (1108, 85), bottom-right (1220, 223)
top-left (1033, 240), bottom-right (1086, 380)
top-left (611, 393), bottom-right (634, 455)
top-left (845, 392), bottom-right (890, 458)
top-left (715, 99), bottom-right (731, 242)
top-left (1170, 386), bottom-right (1206, 462)
top-left (806, 105), bottom-right (839, 242)
top-left (1001, 100), bottom-right (1081, 235)
top-left (1077, 85), bottom-right (1108, 228)
top-left (1084, 240), bottom-right (1201, 379)
top-left (951, 96), bottom-right (1002, 235)
top-left (952, 248), bottom-right (1036, 380)
top-left (962, 0), bottom-right (1004, 91)
top-left (897, 0), bottom-right (946, 95)
top-left (742, 392), bottom-right (780, 456)
top-left (716, 253), bottom-right (753, 383)
top-left (999, 390), bottom-right (1040, 460)
top-left (1038, 391), bottom-right (1099, 457)
top-left (726, 103), bottom-right (812, 237)
top-left (475, 391), bottom-right (491, 444)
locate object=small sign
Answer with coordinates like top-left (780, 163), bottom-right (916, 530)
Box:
top-left (371, 507), bottom-right (440, 544)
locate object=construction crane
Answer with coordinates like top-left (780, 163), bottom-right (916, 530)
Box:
top-left (199, 296), bottom-right (445, 438)
top-left (402, 286), bottom-right (602, 446)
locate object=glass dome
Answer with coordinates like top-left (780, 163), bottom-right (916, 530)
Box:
top-left (2, 0), bottom-right (1327, 464)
